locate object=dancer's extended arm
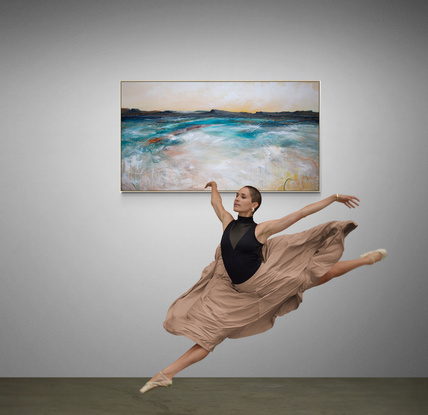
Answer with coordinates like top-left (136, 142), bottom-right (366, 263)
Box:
top-left (205, 182), bottom-right (234, 229)
top-left (256, 194), bottom-right (359, 243)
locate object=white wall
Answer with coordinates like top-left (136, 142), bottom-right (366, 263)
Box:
top-left (1, 0), bottom-right (427, 377)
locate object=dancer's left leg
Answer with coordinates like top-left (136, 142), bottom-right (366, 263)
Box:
top-left (140, 343), bottom-right (210, 393)
top-left (316, 251), bottom-right (383, 286)
top-left (160, 343), bottom-right (209, 380)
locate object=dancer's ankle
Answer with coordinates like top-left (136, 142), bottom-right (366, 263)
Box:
top-left (150, 371), bottom-right (172, 383)
top-left (160, 370), bottom-right (173, 380)
top-left (368, 251), bottom-right (382, 264)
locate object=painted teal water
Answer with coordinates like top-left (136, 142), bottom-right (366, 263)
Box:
top-left (121, 111), bottom-right (319, 191)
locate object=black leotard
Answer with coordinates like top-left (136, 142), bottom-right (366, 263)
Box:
top-left (220, 216), bottom-right (264, 284)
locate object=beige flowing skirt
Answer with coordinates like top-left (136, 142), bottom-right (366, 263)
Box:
top-left (164, 220), bottom-right (357, 352)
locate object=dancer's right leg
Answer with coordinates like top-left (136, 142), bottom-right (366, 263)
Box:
top-left (316, 249), bottom-right (385, 286)
top-left (148, 344), bottom-right (209, 382)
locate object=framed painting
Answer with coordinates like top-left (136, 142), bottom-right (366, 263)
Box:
top-left (121, 81), bottom-right (320, 192)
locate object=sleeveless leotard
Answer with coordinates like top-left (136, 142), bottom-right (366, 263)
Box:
top-left (220, 216), bottom-right (264, 284)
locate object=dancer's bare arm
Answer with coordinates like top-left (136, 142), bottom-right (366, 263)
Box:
top-left (205, 182), bottom-right (234, 230)
top-left (256, 194), bottom-right (359, 243)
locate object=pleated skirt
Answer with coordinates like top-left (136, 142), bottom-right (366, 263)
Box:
top-left (163, 220), bottom-right (357, 352)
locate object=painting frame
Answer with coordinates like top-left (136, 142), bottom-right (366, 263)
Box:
top-left (121, 81), bottom-right (320, 193)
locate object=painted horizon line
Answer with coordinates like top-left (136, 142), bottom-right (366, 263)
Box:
top-left (122, 108), bottom-right (319, 118)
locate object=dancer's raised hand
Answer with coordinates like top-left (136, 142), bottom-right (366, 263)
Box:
top-left (337, 194), bottom-right (360, 208)
top-left (205, 181), bottom-right (218, 189)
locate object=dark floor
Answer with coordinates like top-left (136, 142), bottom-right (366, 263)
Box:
top-left (1, 378), bottom-right (427, 415)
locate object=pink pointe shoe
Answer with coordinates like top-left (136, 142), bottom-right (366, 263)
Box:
top-left (360, 249), bottom-right (387, 264)
top-left (140, 371), bottom-right (172, 394)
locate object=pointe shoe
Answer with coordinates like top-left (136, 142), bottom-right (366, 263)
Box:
top-left (140, 371), bottom-right (172, 394)
top-left (360, 249), bottom-right (387, 264)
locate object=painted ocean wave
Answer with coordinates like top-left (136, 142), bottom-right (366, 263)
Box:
top-left (121, 110), bottom-right (319, 191)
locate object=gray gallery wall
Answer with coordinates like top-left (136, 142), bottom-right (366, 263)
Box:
top-left (1, 0), bottom-right (427, 377)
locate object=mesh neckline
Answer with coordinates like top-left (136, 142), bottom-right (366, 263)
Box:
top-left (236, 216), bottom-right (255, 224)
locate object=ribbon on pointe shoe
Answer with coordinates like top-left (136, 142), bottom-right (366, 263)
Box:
top-left (360, 249), bottom-right (387, 264)
top-left (140, 371), bottom-right (172, 394)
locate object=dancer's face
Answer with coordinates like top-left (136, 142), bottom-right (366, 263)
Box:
top-left (234, 187), bottom-right (258, 215)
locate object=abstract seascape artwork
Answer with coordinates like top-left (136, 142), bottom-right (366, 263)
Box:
top-left (121, 81), bottom-right (319, 192)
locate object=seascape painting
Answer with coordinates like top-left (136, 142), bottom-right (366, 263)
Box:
top-left (121, 81), bottom-right (319, 192)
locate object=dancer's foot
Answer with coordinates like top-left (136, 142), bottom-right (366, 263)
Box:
top-left (360, 249), bottom-right (387, 264)
top-left (139, 371), bottom-right (172, 394)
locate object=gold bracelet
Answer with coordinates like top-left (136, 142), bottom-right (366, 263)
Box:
top-left (336, 193), bottom-right (339, 201)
